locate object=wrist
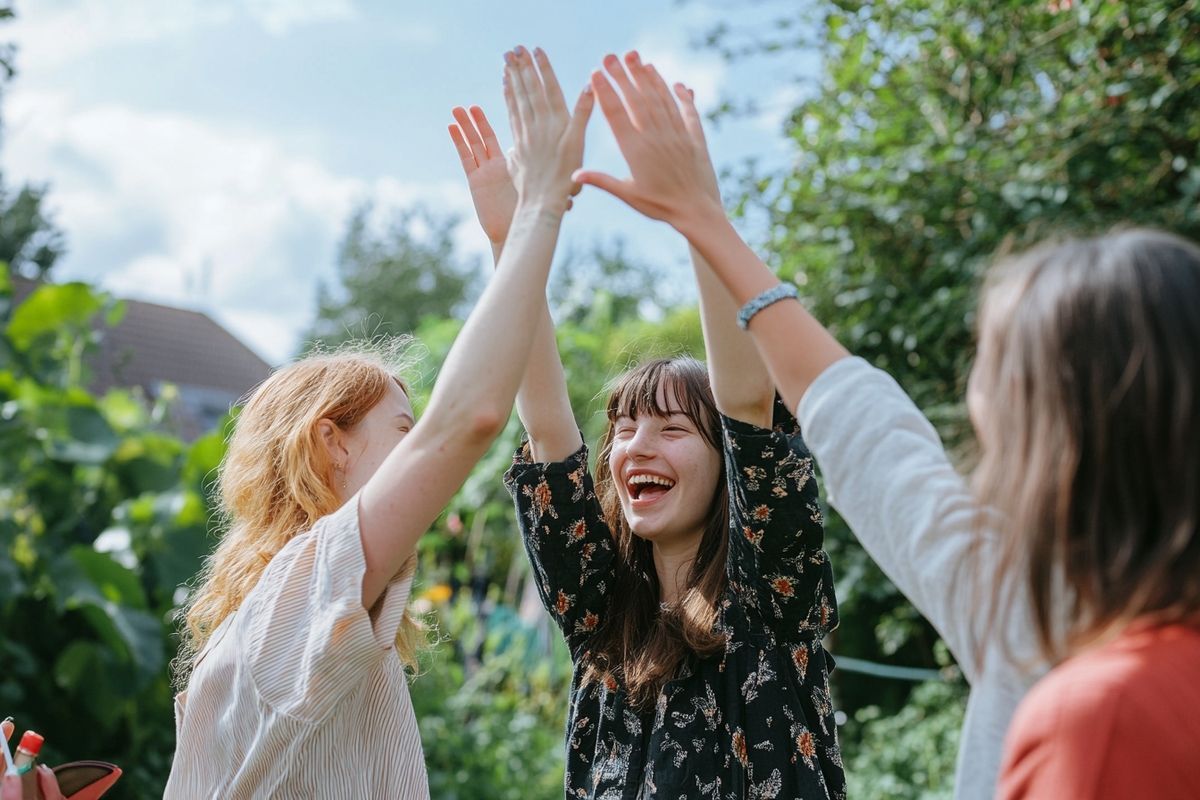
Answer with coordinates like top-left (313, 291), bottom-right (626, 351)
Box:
top-left (513, 196), bottom-right (567, 223)
top-left (672, 198), bottom-right (729, 243)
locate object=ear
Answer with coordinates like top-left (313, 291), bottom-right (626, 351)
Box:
top-left (315, 418), bottom-right (349, 470)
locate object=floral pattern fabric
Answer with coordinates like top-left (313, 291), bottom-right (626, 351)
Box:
top-left (504, 401), bottom-right (844, 800)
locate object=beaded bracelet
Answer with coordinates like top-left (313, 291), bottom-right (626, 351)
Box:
top-left (736, 282), bottom-right (799, 330)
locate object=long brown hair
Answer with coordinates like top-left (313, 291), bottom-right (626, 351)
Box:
top-left (974, 228), bottom-right (1200, 663)
top-left (175, 345), bottom-right (424, 686)
top-left (587, 357), bottom-right (729, 708)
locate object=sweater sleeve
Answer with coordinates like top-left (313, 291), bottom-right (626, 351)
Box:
top-left (504, 441), bottom-right (616, 661)
top-left (722, 399), bottom-right (837, 643)
top-left (796, 357), bottom-right (1029, 683)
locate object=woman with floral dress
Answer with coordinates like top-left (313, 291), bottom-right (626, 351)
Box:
top-left (449, 47), bottom-right (844, 800)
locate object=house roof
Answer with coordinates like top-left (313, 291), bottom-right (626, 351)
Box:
top-left (91, 296), bottom-right (274, 399)
top-left (11, 275), bottom-right (273, 402)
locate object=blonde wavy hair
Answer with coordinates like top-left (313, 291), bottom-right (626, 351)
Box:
top-left (175, 343), bottom-right (425, 687)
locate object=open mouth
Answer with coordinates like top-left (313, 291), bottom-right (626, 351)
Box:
top-left (627, 473), bottom-right (676, 503)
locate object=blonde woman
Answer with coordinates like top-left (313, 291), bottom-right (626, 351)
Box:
top-left (165, 47), bottom-right (593, 798)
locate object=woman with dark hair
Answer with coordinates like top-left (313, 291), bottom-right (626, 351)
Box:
top-left (573, 50), bottom-right (1200, 800)
top-left (449, 47), bottom-right (844, 800)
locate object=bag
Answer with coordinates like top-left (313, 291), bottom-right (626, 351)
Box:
top-left (16, 760), bottom-right (121, 800)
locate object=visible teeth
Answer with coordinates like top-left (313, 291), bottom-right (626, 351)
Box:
top-left (628, 474), bottom-right (675, 488)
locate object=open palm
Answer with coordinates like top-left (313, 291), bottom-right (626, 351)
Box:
top-left (450, 105), bottom-right (517, 245)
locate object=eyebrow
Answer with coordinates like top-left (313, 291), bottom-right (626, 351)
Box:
top-left (395, 413), bottom-right (416, 426)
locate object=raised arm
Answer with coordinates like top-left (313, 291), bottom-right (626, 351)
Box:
top-left (574, 53), bottom-right (847, 416)
top-left (356, 48), bottom-right (593, 607)
top-left (593, 53), bottom-right (774, 426)
top-left (447, 49), bottom-right (582, 463)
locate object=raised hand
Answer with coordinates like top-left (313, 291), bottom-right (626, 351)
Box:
top-left (449, 105), bottom-right (517, 245)
top-left (502, 46), bottom-right (593, 214)
top-left (574, 51), bottom-right (722, 226)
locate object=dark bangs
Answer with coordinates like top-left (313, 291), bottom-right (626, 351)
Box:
top-left (604, 357), bottom-right (721, 450)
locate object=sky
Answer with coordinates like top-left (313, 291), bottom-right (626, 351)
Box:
top-left (3, 0), bottom-right (815, 363)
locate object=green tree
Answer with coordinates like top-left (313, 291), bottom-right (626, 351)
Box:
top-left (0, 2), bottom-right (66, 280)
top-left (307, 204), bottom-right (479, 349)
top-left (0, 270), bottom-right (223, 799)
top-left (0, 181), bottom-right (66, 279)
top-left (547, 237), bottom-right (679, 326)
top-left (708, 0), bottom-right (1200, 791)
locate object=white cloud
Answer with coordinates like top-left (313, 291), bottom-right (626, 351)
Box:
top-left (3, 88), bottom-right (473, 363)
top-left (9, 0), bottom-right (362, 72)
top-left (244, 0), bottom-right (357, 37)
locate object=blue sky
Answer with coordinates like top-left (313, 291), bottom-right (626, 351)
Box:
top-left (5, 1), bottom-right (815, 362)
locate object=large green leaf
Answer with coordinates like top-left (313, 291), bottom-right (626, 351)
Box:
top-left (6, 282), bottom-right (106, 349)
top-left (47, 403), bottom-right (120, 464)
top-left (51, 547), bottom-right (164, 683)
top-left (52, 641), bottom-right (134, 734)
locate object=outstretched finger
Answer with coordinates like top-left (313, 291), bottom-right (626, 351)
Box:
top-left (507, 57), bottom-right (536, 130)
top-left (625, 52), bottom-right (671, 129)
top-left (590, 70), bottom-right (635, 141)
top-left (563, 84), bottom-right (595, 156)
top-left (673, 82), bottom-right (709, 147)
top-left (603, 53), bottom-right (646, 125)
top-left (452, 106), bottom-right (487, 158)
top-left (642, 63), bottom-right (687, 134)
top-left (469, 106), bottom-right (502, 159)
top-left (532, 47), bottom-right (568, 116)
top-left (503, 65), bottom-right (524, 141)
top-left (514, 46), bottom-right (548, 117)
top-left (448, 125), bottom-right (477, 173)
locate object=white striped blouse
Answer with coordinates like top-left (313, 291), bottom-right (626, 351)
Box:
top-left (164, 497), bottom-right (429, 799)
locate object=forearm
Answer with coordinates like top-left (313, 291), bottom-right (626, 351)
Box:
top-left (678, 204), bottom-right (849, 414)
top-left (356, 202), bottom-right (567, 604)
top-left (422, 202), bottom-right (565, 437)
top-left (516, 305), bottom-right (582, 462)
top-left (690, 243), bottom-right (774, 427)
top-left (489, 241), bottom-right (581, 462)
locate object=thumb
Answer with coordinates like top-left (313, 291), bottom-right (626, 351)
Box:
top-left (571, 170), bottom-right (635, 203)
top-left (36, 765), bottom-right (66, 800)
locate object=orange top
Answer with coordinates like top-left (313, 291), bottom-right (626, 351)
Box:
top-left (998, 623), bottom-right (1200, 799)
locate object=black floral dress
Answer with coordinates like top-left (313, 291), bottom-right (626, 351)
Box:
top-left (504, 402), bottom-right (844, 800)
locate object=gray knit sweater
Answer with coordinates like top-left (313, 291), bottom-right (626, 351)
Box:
top-left (797, 356), bottom-right (1044, 799)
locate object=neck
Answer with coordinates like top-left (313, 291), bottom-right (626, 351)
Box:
top-left (652, 531), bottom-right (703, 603)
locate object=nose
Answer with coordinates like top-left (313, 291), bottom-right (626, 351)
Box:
top-left (625, 424), bottom-right (656, 460)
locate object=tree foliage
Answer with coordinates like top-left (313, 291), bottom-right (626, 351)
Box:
top-left (0, 271), bottom-right (222, 798)
top-left (307, 205), bottom-right (480, 348)
top-left (0, 181), bottom-right (65, 279)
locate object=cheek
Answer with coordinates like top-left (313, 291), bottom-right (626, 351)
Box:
top-left (680, 442), bottom-right (722, 495)
top-left (607, 443), bottom-right (626, 477)
top-left (360, 432), bottom-right (401, 477)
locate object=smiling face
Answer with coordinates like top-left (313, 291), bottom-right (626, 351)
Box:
top-left (604, 375), bottom-right (723, 552)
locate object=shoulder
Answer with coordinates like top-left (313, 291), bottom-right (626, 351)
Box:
top-left (1007, 625), bottom-right (1200, 773)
